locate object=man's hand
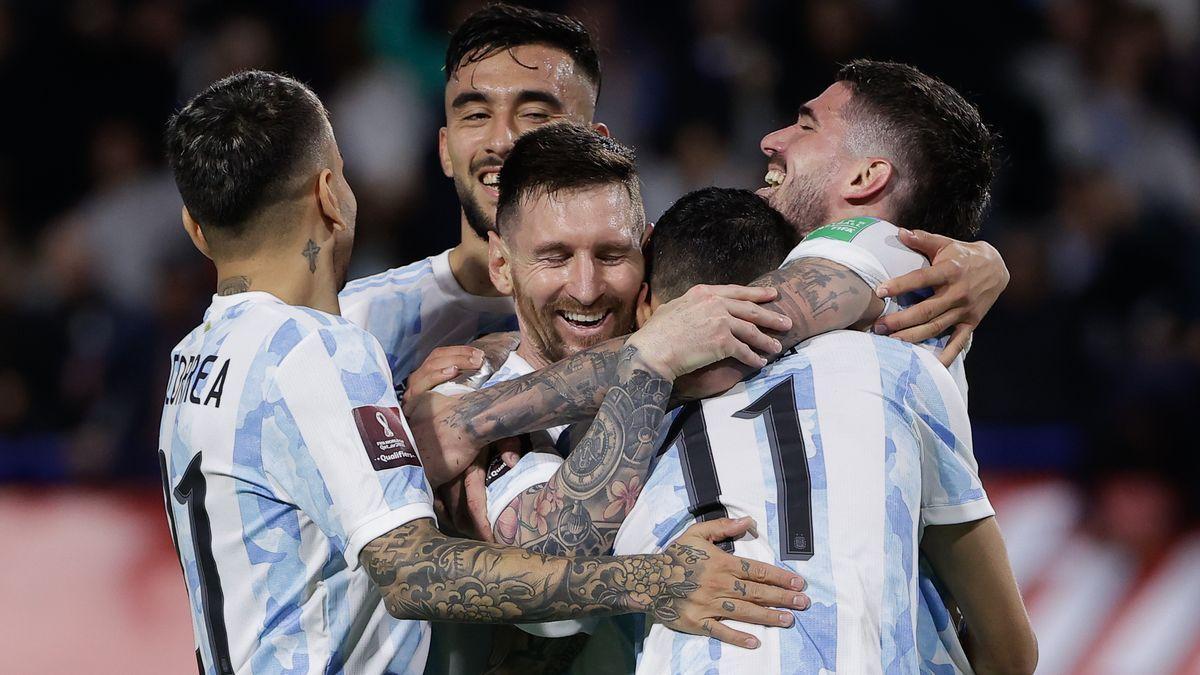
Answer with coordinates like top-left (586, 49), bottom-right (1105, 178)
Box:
top-left (627, 284), bottom-right (792, 379)
top-left (874, 229), bottom-right (1008, 365)
top-left (653, 517), bottom-right (810, 648)
top-left (403, 346), bottom-right (485, 406)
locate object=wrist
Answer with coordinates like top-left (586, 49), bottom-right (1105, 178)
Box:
top-left (622, 337), bottom-right (675, 381)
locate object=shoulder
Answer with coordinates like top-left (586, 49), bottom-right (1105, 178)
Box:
top-left (338, 255), bottom-right (438, 307)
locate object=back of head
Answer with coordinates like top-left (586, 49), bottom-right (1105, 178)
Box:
top-left (647, 188), bottom-right (798, 303)
top-left (445, 3), bottom-right (601, 92)
top-left (837, 59), bottom-right (998, 240)
top-left (165, 70), bottom-right (330, 255)
top-left (496, 122), bottom-right (643, 237)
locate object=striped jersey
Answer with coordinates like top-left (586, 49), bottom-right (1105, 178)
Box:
top-left (339, 249), bottom-right (517, 392)
top-left (158, 292), bottom-right (436, 675)
top-left (611, 331), bottom-right (993, 674)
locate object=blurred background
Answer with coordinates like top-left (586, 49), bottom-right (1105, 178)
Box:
top-left (1, 0), bottom-right (1197, 672)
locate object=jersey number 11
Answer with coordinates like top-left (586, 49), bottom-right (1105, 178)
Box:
top-left (676, 376), bottom-right (815, 560)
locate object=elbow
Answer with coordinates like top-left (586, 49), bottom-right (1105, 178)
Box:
top-left (975, 633), bottom-right (1038, 675)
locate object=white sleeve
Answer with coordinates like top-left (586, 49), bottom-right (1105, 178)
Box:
top-left (271, 326), bottom-right (435, 568)
top-left (486, 452), bottom-right (564, 529)
top-left (485, 452), bottom-right (602, 638)
top-left (911, 348), bottom-right (994, 527)
top-left (783, 217), bottom-right (929, 319)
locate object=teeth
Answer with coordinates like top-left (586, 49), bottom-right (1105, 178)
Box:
top-left (562, 311), bottom-right (605, 324)
top-left (481, 173), bottom-right (500, 186)
top-left (765, 169), bottom-right (785, 187)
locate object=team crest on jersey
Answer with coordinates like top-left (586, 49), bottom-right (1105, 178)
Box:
top-left (351, 406), bottom-right (421, 471)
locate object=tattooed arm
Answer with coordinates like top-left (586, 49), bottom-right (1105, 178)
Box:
top-left (408, 285), bottom-right (792, 486)
top-left (360, 515), bottom-right (808, 647)
top-left (493, 344), bottom-right (669, 555)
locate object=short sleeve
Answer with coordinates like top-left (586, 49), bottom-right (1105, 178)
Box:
top-left (270, 324), bottom-right (435, 568)
top-left (486, 452), bottom-right (564, 529)
top-left (910, 348), bottom-right (993, 527)
top-left (782, 217), bottom-right (929, 319)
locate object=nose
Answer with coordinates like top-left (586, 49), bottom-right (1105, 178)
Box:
top-left (760, 125), bottom-right (790, 158)
top-left (566, 255), bottom-right (604, 307)
top-left (484, 114), bottom-right (519, 159)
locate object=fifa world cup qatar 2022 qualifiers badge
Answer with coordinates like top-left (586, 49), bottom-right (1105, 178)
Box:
top-left (352, 406), bottom-right (422, 471)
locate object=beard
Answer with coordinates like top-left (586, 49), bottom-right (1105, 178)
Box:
top-left (769, 165), bottom-right (834, 237)
top-left (511, 276), bottom-right (638, 364)
top-left (453, 156), bottom-right (503, 240)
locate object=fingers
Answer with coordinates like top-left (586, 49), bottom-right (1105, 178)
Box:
top-left (887, 306), bottom-right (966, 344)
top-left (405, 347), bottom-right (486, 401)
top-left (731, 555), bottom-right (807, 591)
top-left (722, 297), bottom-right (792, 333)
top-left (697, 619), bottom-right (760, 649)
top-left (726, 318), bottom-right (782, 361)
top-left (896, 228), bottom-right (953, 258)
top-left (876, 290), bottom-right (960, 337)
top-left (685, 516), bottom-right (757, 543)
top-left (737, 580), bottom-right (811, 611)
top-left (875, 264), bottom-right (953, 301)
top-left (696, 284), bottom-right (779, 304)
top-left (940, 324), bottom-right (973, 366)
top-left (718, 599), bottom-right (795, 629)
top-left (463, 460), bottom-right (493, 541)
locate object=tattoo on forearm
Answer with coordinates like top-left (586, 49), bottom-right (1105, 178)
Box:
top-left (441, 338), bottom-right (625, 446)
top-left (495, 345), bottom-right (671, 557)
top-left (302, 239), bottom-right (320, 273)
top-left (751, 258), bottom-right (874, 349)
top-left (217, 276), bottom-right (250, 296)
top-left (361, 518), bottom-right (710, 625)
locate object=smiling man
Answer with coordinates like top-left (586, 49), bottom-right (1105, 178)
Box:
top-left (338, 4), bottom-right (608, 394)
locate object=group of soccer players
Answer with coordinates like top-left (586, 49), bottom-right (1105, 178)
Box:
top-left (157, 4), bottom-right (1037, 674)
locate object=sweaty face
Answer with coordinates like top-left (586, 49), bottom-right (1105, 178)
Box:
top-left (502, 184), bottom-right (644, 364)
top-left (757, 82), bottom-right (855, 236)
top-left (441, 45), bottom-right (599, 239)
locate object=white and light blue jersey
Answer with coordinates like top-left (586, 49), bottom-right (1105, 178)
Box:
top-left (785, 217), bottom-right (970, 403)
top-left (339, 250), bottom-right (517, 392)
top-left (158, 292), bottom-right (436, 675)
top-left (612, 331), bottom-right (993, 674)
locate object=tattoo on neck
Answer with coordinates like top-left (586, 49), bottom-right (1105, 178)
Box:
top-left (217, 276), bottom-right (251, 296)
top-left (302, 239), bottom-right (321, 273)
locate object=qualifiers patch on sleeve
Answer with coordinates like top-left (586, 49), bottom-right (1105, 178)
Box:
top-left (352, 405), bottom-right (422, 471)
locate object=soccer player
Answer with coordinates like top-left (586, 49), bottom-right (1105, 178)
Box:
top-left (342, 3), bottom-right (1009, 408)
top-left (615, 191), bottom-right (1036, 674)
top-left (337, 4), bottom-right (607, 395)
top-left (158, 70), bottom-right (814, 675)
top-left (406, 60), bottom-right (1032, 673)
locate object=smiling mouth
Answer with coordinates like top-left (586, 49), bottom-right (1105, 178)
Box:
top-left (557, 309), bottom-right (610, 330)
top-left (479, 170), bottom-right (500, 197)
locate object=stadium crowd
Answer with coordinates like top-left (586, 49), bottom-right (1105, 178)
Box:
top-left (0, 0), bottom-right (1198, 548)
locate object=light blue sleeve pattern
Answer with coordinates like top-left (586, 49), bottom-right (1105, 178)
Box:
top-left (246, 319), bottom-right (434, 565)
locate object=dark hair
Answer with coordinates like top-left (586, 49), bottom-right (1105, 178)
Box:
top-left (837, 59), bottom-right (998, 239)
top-left (165, 70), bottom-right (329, 239)
top-left (496, 123), bottom-right (642, 235)
top-left (647, 188), bottom-right (798, 303)
top-left (445, 3), bottom-right (601, 91)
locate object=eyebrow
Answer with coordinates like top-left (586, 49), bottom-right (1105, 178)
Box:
top-left (451, 91), bottom-right (489, 109)
top-left (451, 89), bottom-right (565, 110)
top-left (514, 89), bottom-right (564, 109)
top-left (798, 104), bottom-right (819, 125)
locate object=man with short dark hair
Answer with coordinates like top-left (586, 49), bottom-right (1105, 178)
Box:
top-left (408, 60), bottom-right (1031, 674)
top-left (157, 70), bottom-right (812, 675)
top-left (338, 3), bottom-right (609, 397)
top-left (640, 187), bottom-right (799, 313)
